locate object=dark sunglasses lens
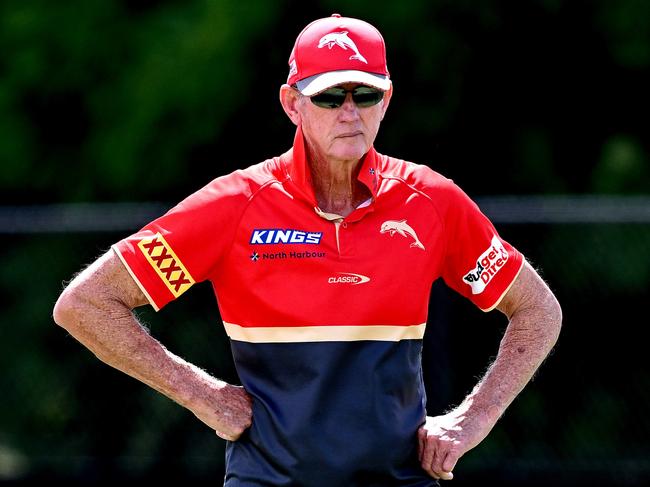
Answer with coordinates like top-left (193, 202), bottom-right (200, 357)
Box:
top-left (352, 87), bottom-right (384, 107)
top-left (310, 89), bottom-right (347, 108)
top-left (310, 86), bottom-right (384, 109)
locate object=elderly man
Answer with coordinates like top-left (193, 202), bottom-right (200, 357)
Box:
top-left (54, 14), bottom-right (561, 486)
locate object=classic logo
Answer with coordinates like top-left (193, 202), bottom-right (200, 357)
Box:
top-left (462, 236), bottom-right (509, 295)
top-left (318, 31), bottom-right (368, 64)
top-left (250, 229), bottom-right (323, 245)
top-left (328, 272), bottom-right (370, 285)
top-left (138, 233), bottom-right (194, 297)
top-left (380, 220), bottom-right (425, 250)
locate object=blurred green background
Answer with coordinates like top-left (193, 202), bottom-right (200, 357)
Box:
top-left (1, 0), bottom-right (649, 485)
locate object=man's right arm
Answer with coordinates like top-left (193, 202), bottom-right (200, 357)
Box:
top-left (53, 250), bottom-right (252, 441)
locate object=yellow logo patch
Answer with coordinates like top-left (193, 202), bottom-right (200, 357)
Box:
top-left (138, 233), bottom-right (195, 297)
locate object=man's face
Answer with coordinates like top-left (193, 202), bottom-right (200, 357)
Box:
top-left (293, 83), bottom-right (391, 163)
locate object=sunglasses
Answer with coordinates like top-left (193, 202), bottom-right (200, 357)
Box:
top-left (309, 86), bottom-right (385, 109)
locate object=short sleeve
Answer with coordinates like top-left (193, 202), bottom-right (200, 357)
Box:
top-left (440, 183), bottom-right (524, 311)
top-left (112, 173), bottom-right (249, 311)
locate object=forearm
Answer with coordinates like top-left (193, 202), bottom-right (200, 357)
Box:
top-left (54, 251), bottom-right (252, 439)
top-left (418, 263), bottom-right (561, 478)
top-left (463, 293), bottom-right (562, 423)
top-left (56, 289), bottom-right (222, 412)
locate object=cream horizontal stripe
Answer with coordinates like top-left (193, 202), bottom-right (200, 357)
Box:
top-left (223, 322), bottom-right (426, 343)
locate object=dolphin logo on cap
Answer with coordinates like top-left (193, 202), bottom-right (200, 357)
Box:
top-left (318, 31), bottom-right (368, 64)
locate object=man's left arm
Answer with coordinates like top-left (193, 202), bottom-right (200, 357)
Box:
top-left (418, 260), bottom-right (562, 480)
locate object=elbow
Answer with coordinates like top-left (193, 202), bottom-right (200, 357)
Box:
top-left (53, 284), bottom-right (86, 332)
top-left (53, 288), bottom-right (75, 330)
top-left (549, 287), bottom-right (562, 322)
top-left (546, 292), bottom-right (563, 345)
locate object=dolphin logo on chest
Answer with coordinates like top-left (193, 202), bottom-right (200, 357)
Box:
top-left (380, 220), bottom-right (425, 250)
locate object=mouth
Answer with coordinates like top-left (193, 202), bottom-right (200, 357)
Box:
top-left (336, 131), bottom-right (363, 139)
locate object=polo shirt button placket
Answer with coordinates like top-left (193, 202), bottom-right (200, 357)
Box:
top-left (333, 219), bottom-right (344, 257)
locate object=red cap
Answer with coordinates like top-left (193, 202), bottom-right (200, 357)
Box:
top-left (287, 14), bottom-right (391, 96)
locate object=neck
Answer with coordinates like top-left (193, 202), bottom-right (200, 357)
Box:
top-left (306, 148), bottom-right (370, 217)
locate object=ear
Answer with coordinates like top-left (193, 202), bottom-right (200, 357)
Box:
top-left (279, 84), bottom-right (303, 126)
top-left (380, 84), bottom-right (393, 120)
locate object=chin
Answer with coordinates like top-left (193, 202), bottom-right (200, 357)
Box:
top-left (331, 142), bottom-right (368, 161)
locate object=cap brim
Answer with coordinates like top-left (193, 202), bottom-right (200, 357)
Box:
top-left (295, 70), bottom-right (391, 96)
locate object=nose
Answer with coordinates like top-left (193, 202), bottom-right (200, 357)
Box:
top-left (337, 93), bottom-right (359, 119)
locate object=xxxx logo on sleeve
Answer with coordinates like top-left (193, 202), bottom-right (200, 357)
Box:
top-left (138, 233), bottom-right (195, 297)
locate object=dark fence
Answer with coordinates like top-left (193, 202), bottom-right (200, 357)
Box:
top-left (1, 197), bottom-right (648, 486)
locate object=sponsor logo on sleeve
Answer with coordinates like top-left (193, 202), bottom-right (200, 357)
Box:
top-left (249, 229), bottom-right (323, 245)
top-left (138, 233), bottom-right (195, 298)
top-left (462, 236), bottom-right (509, 295)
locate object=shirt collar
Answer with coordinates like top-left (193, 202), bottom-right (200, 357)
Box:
top-left (282, 125), bottom-right (380, 205)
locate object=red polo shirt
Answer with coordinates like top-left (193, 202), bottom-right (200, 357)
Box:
top-left (112, 126), bottom-right (524, 485)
